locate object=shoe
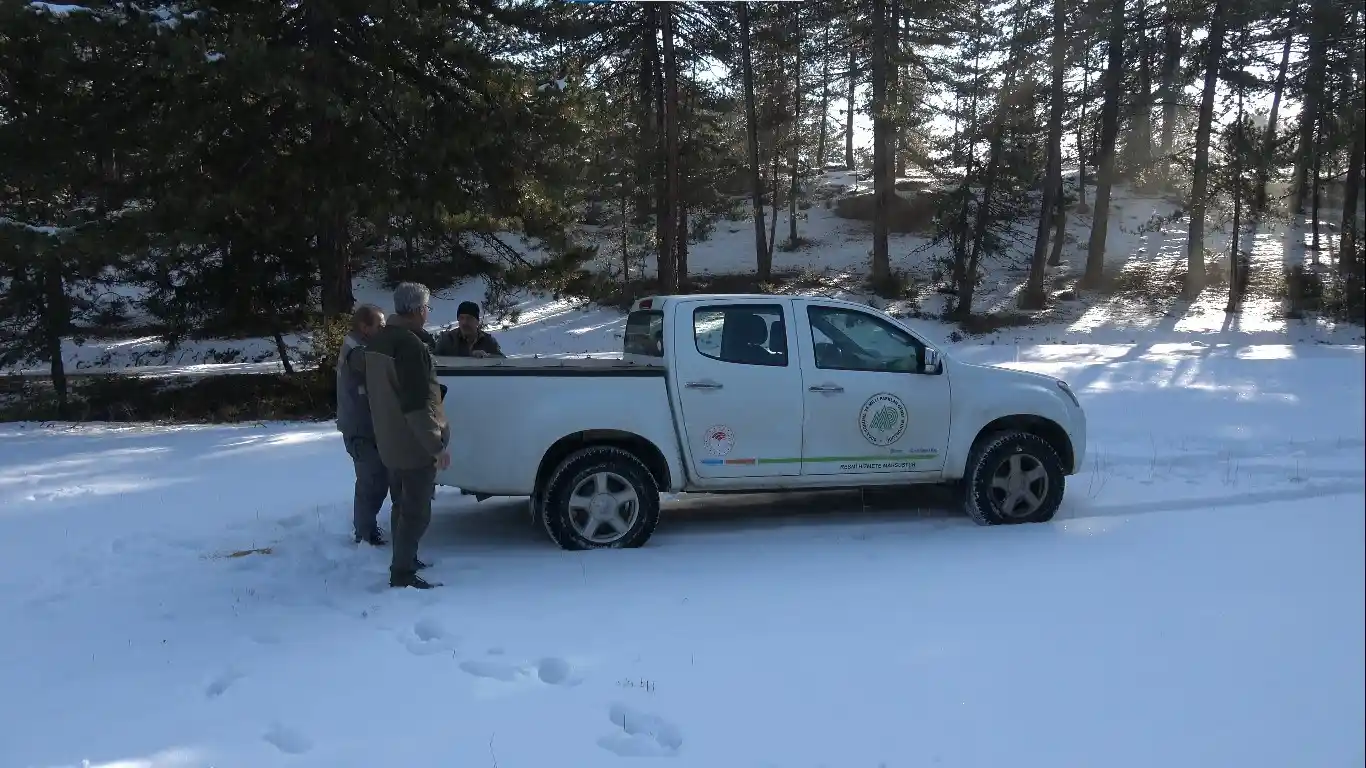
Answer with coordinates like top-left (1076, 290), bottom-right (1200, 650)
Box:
top-left (355, 529), bottom-right (387, 546)
top-left (413, 558), bottom-right (430, 571)
top-left (389, 570), bottom-right (439, 589)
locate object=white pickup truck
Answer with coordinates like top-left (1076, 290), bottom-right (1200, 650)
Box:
top-left (435, 294), bottom-right (1087, 550)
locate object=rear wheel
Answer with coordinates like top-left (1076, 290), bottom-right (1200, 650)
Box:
top-left (540, 446), bottom-right (661, 550)
top-left (962, 431), bottom-right (1065, 525)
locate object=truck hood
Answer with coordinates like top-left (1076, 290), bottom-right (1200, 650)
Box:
top-left (946, 357), bottom-right (1068, 388)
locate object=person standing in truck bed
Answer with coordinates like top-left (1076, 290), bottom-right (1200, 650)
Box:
top-left (362, 282), bottom-right (451, 590)
top-left (435, 301), bottom-right (504, 358)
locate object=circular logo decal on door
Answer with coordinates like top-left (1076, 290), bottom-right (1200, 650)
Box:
top-left (704, 424), bottom-right (736, 456)
top-left (859, 393), bottom-right (908, 446)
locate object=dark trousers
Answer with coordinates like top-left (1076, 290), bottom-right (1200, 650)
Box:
top-left (389, 465), bottom-right (437, 574)
top-left (344, 436), bottom-right (390, 537)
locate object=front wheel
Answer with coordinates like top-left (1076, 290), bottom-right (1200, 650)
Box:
top-left (962, 431), bottom-right (1065, 525)
top-left (540, 446), bottom-right (661, 550)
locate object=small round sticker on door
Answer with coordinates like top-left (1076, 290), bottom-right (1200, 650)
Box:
top-left (704, 424), bottom-right (736, 456)
top-left (859, 393), bottom-right (908, 446)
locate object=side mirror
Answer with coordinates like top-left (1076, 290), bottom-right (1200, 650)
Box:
top-left (923, 347), bottom-right (942, 374)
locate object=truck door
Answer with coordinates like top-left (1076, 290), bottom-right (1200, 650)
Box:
top-left (669, 299), bottom-right (804, 479)
top-left (793, 300), bottom-right (950, 477)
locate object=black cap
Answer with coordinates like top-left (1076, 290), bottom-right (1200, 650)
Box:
top-left (457, 301), bottom-right (480, 319)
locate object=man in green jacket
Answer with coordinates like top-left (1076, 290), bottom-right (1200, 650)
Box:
top-left (435, 301), bottom-right (504, 358)
top-left (362, 282), bottom-right (451, 589)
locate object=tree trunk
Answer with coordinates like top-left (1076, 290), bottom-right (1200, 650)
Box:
top-left (959, 6), bottom-right (1026, 319)
top-left (870, 0), bottom-right (892, 286)
top-left (740, 4), bottom-right (770, 280)
top-left (1077, 46), bottom-right (1089, 212)
top-left (677, 200), bottom-right (689, 284)
top-left (619, 156), bottom-right (631, 283)
top-left (1185, 0), bottom-right (1226, 298)
top-left (1048, 179), bottom-right (1068, 267)
top-left (259, 259), bottom-right (296, 376)
top-left (1021, 0), bottom-right (1068, 309)
top-left (317, 215), bottom-right (353, 318)
top-left (1227, 30), bottom-right (1247, 314)
top-left (1340, 64), bottom-right (1365, 271)
top-left (659, 3), bottom-right (681, 293)
top-left (816, 26), bottom-right (831, 169)
top-left (1157, 14), bottom-right (1181, 187)
top-left (961, 113), bottom-right (1010, 319)
top-left (1310, 107), bottom-right (1324, 259)
top-left (892, 0), bottom-right (906, 179)
top-left (950, 36), bottom-right (983, 301)
top-left (1291, 0), bottom-right (1329, 214)
top-left (650, 8), bottom-right (668, 281)
top-left (1124, 0), bottom-right (1154, 183)
top-left (845, 48), bottom-right (856, 169)
top-left (788, 6), bottom-right (802, 248)
top-left (1254, 4), bottom-right (1296, 216)
top-left (1081, 0), bottom-right (1126, 288)
top-left (768, 148), bottom-right (780, 264)
top-left (635, 18), bottom-right (657, 228)
top-left (43, 262), bottom-right (70, 420)
top-left (678, 57), bottom-right (695, 283)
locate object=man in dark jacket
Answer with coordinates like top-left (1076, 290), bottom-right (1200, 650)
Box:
top-left (336, 304), bottom-right (390, 546)
top-left (435, 301), bottom-right (504, 357)
top-left (362, 282), bottom-right (451, 589)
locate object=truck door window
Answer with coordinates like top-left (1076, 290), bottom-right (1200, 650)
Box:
top-left (807, 306), bottom-right (926, 373)
top-left (693, 305), bottom-right (788, 367)
top-left (624, 310), bottom-right (664, 357)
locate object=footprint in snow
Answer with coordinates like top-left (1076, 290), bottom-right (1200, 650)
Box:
top-left (457, 652), bottom-right (579, 685)
top-left (597, 703), bottom-right (683, 757)
top-left (205, 669), bottom-right (245, 698)
top-left (536, 656), bottom-right (577, 686)
top-left (459, 658), bottom-right (526, 681)
top-left (403, 618), bottom-right (457, 656)
top-left (263, 723), bottom-right (313, 755)
top-left (276, 513), bottom-right (308, 530)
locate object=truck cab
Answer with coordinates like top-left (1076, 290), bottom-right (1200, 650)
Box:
top-left (437, 294), bottom-right (1087, 549)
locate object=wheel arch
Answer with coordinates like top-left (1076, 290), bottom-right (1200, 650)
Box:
top-left (535, 430), bottom-right (673, 498)
top-left (970, 415), bottom-right (1076, 474)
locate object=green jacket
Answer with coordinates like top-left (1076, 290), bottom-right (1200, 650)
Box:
top-left (435, 328), bottom-right (503, 357)
top-left (350, 323), bottom-right (450, 470)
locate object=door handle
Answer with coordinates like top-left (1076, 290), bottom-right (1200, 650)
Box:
top-left (685, 381), bottom-right (724, 390)
top-left (808, 384), bottom-right (845, 393)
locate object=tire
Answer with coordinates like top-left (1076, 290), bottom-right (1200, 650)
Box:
top-left (540, 446), bottom-right (661, 550)
top-left (527, 491), bottom-right (543, 527)
top-left (962, 431), bottom-right (1065, 526)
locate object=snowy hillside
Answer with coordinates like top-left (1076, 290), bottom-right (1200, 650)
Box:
top-left (4, 172), bottom-right (1361, 381)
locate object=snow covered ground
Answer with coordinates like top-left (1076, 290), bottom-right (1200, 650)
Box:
top-left (2, 335), bottom-right (1362, 767)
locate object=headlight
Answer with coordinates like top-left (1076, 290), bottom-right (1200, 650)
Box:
top-left (1056, 379), bottom-right (1080, 408)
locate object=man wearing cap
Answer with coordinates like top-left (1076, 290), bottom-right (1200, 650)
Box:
top-left (435, 301), bottom-right (505, 358)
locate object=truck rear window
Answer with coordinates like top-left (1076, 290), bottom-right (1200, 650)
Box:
top-left (624, 310), bottom-right (664, 357)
